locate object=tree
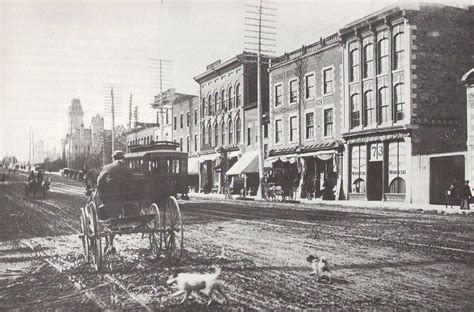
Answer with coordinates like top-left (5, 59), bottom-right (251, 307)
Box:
top-left (1, 156), bottom-right (18, 167)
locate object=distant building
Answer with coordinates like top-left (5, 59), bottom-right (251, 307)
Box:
top-left (462, 68), bottom-right (474, 194)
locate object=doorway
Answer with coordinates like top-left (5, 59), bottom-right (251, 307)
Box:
top-left (367, 161), bottom-right (383, 200)
top-left (430, 155), bottom-right (464, 204)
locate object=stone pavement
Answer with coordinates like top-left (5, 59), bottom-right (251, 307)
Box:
top-left (189, 192), bottom-right (472, 215)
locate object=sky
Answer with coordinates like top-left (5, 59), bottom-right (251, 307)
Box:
top-left (0, 0), bottom-right (468, 161)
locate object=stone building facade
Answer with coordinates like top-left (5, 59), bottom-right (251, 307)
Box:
top-left (194, 52), bottom-right (270, 193)
top-left (339, 3), bottom-right (473, 204)
top-left (462, 69), bottom-right (474, 194)
top-left (267, 33), bottom-right (344, 200)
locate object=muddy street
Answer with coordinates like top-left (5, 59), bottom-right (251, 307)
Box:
top-left (0, 169), bottom-right (473, 310)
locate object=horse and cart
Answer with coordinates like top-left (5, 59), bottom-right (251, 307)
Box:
top-left (79, 142), bottom-right (188, 271)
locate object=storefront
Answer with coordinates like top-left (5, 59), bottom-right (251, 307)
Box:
top-left (199, 153), bottom-right (218, 193)
top-left (346, 131), bottom-right (409, 202)
top-left (226, 150), bottom-right (259, 195)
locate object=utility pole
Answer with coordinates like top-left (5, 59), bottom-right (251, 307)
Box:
top-left (103, 85), bottom-right (122, 163)
top-left (111, 87), bottom-right (115, 154)
top-left (244, 0), bottom-right (277, 199)
top-left (128, 92), bottom-right (133, 129)
top-left (149, 58), bottom-right (172, 141)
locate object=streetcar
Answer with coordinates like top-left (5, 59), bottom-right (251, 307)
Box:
top-left (79, 141), bottom-right (187, 271)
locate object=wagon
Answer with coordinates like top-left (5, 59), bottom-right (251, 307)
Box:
top-left (79, 141), bottom-right (188, 271)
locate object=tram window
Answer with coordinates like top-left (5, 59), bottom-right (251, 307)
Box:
top-left (175, 159), bottom-right (180, 173)
top-left (180, 159), bottom-right (187, 173)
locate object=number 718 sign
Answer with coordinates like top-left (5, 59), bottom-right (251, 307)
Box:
top-left (370, 143), bottom-right (384, 162)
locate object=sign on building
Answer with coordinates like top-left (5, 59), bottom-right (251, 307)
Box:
top-left (369, 142), bottom-right (384, 162)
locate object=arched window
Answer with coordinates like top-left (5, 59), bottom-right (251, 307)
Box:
top-left (378, 87), bottom-right (389, 123)
top-left (352, 178), bottom-right (366, 193)
top-left (394, 32), bottom-right (404, 70)
top-left (201, 124), bottom-right (206, 145)
top-left (349, 47), bottom-right (359, 82)
top-left (221, 90), bottom-right (226, 111)
top-left (235, 84), bottom-right (241, 107)
top-left (208, 95), bottom-right (212, 116)
top-left (235, 117), bottom-right (241, 144)
top-left (201, 98), bottom-right (206, 118)
top-left (363, 43), bottom-right (373, 78)
top-left (228, 86), bottom-right (233, 109)
top-left (364, 90), bottom-right (375, 126)
top-left (214, 92), bottom-right (219, 112)
top-left (228, 119), bottom-right (233, 145)
top-left (214, 123), bottom-right (219, 146)
top-left (389, 177), bottom-right (406, 194)
top-left (394, 83), bottom-right (405, 122)
top-left (221, 121), bottom-right (226, 146)
top-left (377, 38), bottom-right (389, 74)
top-left (208, 124), bottom-right (212, 147)
top-left (350, 93), bottom-right (360, 128)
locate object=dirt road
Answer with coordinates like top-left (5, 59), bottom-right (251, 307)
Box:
top-left (1, 168), bottom-right (473, 310)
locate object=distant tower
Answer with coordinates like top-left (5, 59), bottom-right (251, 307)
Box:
top-left (91, 114), bottom-right (105, 155)
top-left (68, 99), bottom-right (84, 136)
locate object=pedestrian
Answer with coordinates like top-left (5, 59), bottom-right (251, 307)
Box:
top-left (460, 180), bottom-right (472, 210)
top-left (445, 184), bottom-right (455, 208)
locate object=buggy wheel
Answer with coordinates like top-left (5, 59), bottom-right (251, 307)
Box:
top-left (87, 202), bottom-right (102, 271)
top-left (162, 196), bottom-right (183, 261)
top-left (80, 208), bottom-right (90, 263)
top-left (146, 203), bottom-right (162, 259)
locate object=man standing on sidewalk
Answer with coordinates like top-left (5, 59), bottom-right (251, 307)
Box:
top-left (460, 180), bottom-right (472, 210)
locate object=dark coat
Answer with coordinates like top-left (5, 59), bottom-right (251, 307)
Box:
top-left (97, 160), bottom-right (133, 197)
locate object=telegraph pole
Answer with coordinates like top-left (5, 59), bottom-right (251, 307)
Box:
top-left (149, 58), bottom-right (172, 141)
top-left (244, 0), bottom-right (277, 199)
top-left (128, 92), bottom-right (133, 129)
top-left (103, 85), bottom-right (122, 163)
top-left (111, 87), bottom-right (115, 154)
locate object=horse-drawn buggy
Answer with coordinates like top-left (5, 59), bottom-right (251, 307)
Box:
top-left (79, 141), bottom-right (188, 271)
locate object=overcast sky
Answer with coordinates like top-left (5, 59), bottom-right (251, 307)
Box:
top-left (0, 0), bottom-right (467, 161)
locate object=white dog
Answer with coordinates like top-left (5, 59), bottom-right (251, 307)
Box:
top-left (306, 255), bottom-right (332, 283)
top-left (166, 267), bottom-right (229, 306)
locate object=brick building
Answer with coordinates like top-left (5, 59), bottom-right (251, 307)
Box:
top-left (339, 3), bottom-right (473, 204)
top-left (151, 89), bottom-right (200, 190)
top-left (267, 33), bottom-right (344, 200)
top-left (194, 53), bottom-right (270, 193)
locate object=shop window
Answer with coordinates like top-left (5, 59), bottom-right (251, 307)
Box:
top-left (350, 94), bottom-right (360, 128)
top-left (275, 84), bottom-right (283, 106)
top-left (214, 123), bottom-right (219, 146)
top-left (351, 145), bottom-right (366, 193)
top-left (275, 119), bottom-right (282, 144)
top-left (377, 38), bottom-right (389, 74)
top-left (388, 141), bottom-right (407, 194)
top-left (363, 43), bottom-right (373, 78)
top-left (305, 112), bottom-right (314, 140)
top-left (364, 90), bottom-right (375, 126)
top-left (305, 73), bottom-right (315, 99)
top-left (289, 79), bottom-right (298, 103)
top-left (323, 68), bottom-right (333, 95)
top-left (378, 87), bottom-right (390, 123)
top-left (394, 32), bottom-right (404, 70)
top-left (289, 116), bottom-right (297, 142)
top-left (349, 46), bottom-right (359, 82)
top-left (394, 83), bottom-right (405, 122)
top-left (324, 108), bottom-right (333, 137)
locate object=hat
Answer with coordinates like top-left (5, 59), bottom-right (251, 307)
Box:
top-left (112, 150), bottom-right (125, 160)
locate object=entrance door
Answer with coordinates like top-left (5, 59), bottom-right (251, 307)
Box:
top-left (430, 155), bottom-right (464, 204)
top-left (367, 161), bottom-right (383, 200)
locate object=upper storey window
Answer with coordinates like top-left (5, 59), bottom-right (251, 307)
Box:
top-left (275, 84), bottom-right (282, 106)
top-left (228, 86), bottom-right (234, 109)
top-left (305, 74), bottom-right (315, 99)
top-left (208, 95), bottom-right (212, 116)
top-left (201, 98), bottom-right (206, 118)
top-left (363, 44), bottom-right (373, 78)
top-left (235, 84), bottom-right (242, 107)
top-left (350, 93), bottom-right (360, 128)
top-left (377, 38), bottom-right (389, 74)
top-left (349, 46), bottom-right (360, 82)
top-left (289, 79), bottom-right (298, 104)
top-left (394, 32), bottom-right (404, 70)
top-left (323, 68), bottom-right (334, 95)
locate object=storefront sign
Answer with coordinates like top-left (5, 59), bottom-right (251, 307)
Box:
top-left (369, 143), bottom-right (384, 162)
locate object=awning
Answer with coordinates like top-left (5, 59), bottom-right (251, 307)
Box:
top-left (188, 157), bottom-right (199, 175)
top-left (226, 151), bottom-right (259, 175)
top-left (124, 151), bottom-right (149, 158)
top-left (228, 150), bottom-right (241, 158)
top-left (264, 155), bottom-right (298, 167)
top-left (199, 153), bottom-right (218, 162)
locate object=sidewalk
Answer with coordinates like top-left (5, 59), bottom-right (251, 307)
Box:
top-left (189, 192), bottom-right (472, 215)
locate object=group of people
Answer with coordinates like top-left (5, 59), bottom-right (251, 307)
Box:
top-left (445, 180), bottom-right (472, 210)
